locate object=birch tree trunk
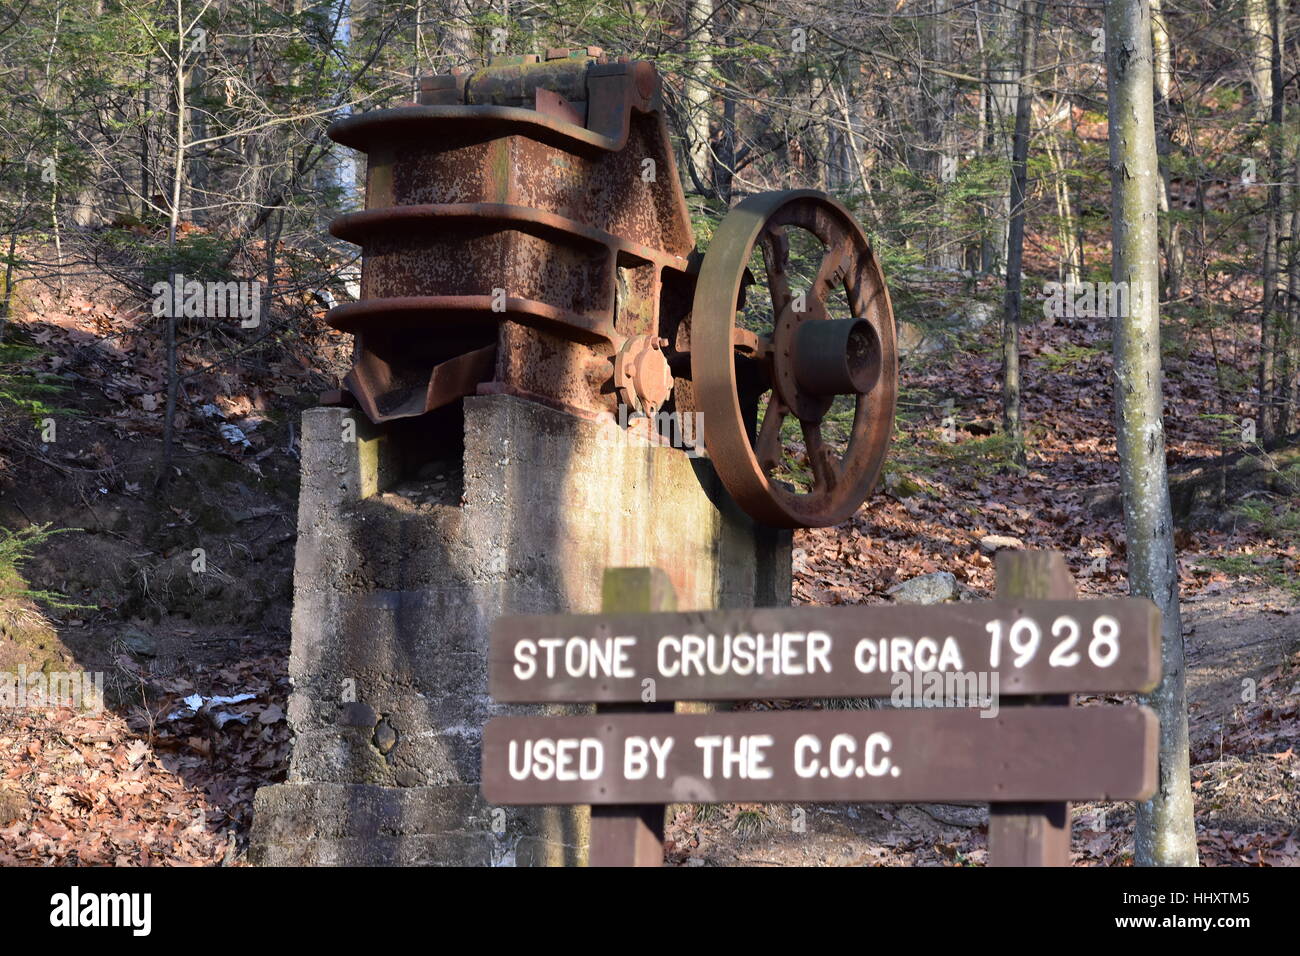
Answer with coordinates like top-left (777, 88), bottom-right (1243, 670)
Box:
top-left (1105, 0), bottom-right (1199, 867)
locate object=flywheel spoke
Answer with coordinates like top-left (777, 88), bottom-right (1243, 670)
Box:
top-left (755, 396), bottom-right (787, 473)
top-left (811, 232), bottom-right (854, 305)
top-left (802, 420), bottom-right (841, 493)
top-left (760, 229), bottom-right (792, 315)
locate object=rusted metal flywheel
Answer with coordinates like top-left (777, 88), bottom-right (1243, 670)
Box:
top-left (323, 49), bottom-right (897, 528)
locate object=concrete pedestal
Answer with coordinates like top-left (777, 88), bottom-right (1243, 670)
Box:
top-left (250, 394), bottom-right (791, 865)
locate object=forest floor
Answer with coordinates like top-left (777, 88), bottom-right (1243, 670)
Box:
top-left (0, 261), bottom-right (1297, 866)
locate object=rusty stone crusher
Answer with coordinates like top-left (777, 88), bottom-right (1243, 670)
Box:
top-left (325, 49), bottom-right (897, 528)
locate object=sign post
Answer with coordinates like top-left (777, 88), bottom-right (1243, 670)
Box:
top-left (587, 568), bottom-right (676, 867)
top-left (989, 550), bottom-right (1077, 865)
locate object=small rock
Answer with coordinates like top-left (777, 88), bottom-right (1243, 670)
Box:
top-left (395, 767), bottom-right (422, 787)
top-left (919, 803), bottom-right (987, 828)
top-left (120, 627), bottom-right (156, 658)
top-left (373, 718), bottom-right (398, 754)
top-left (886, 571), bottom-right (958, 605)
top-left (979, 534), bottom-right (1024, 554)
top-left (965, 301), bottom-right (997, 329)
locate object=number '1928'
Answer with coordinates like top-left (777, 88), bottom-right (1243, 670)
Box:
top-left (985, 615), bottom-right (1120, 669)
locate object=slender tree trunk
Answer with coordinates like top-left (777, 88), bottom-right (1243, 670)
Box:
top-left (1001, 0), bottom-right (1041, 469)
top-left (412, 0), bottom-right (424, 99)
top-left (1244, 0), bottom-right (1273, 119)
top-left (926, 0), bottom-right (960, 271)
top-left (50, 145), bottom-right (63, 295)
top-left (713, 6), bottom-right (736, 203)
top-left (1247, 0), bottom-right (1282, 443)
top-left (189, 29), bottom-right (207, 227)
top-left (263, 206), bottom-right (283, 333)
top-left (1045, 123), bottom-right (1081, 287)
top-left (1264, 0), bottom-right (1286, 441)
top-left (983, 0), bottom-right (1018, 275)
top-left (0, 227), bottom-right (19, 342)
top-left (141, 59), bottom-right (151, 217)
top-left (683, 0), bottom-right (715, 196)
top-left (1150, 0), bottom-right (1183, 300)
top-left (159, 3), bottom-right (188, 489)
top-left (1105, 0), bottom-right (1199, 867)
top-left (1285, 140), bottom-right (1300, 435)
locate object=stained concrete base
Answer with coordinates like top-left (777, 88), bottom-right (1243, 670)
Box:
top-left (250, 394), bottom-right (791, 866)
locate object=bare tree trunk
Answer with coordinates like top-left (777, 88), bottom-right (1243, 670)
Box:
top-left (713, 4), bottom-right (736, 203)
top-left (983, 0), bottom-right (1018, 275)
top-left (1247, 0), bottom-right (1282, 444)
top-left (1285, 139), bottom-right (1300, 435)
top-left (0, 221), bottom-right (20, 342)
top-left (683, 0), bottom-right (715, 196)
top-left (1150, 0), bottom-right (1183, 300)
top-left (1244, 0), bottom-right (1273, 119)
top-left (1045, 121), bottom-right (1081, 287)
top-left (1264, 0), bottom-right (1287, 442)
top-left (1105, 0), bottom-right (1199, 867)
top-left (42, 10), bottom-right (64, 293)
top-left (159, 0), bottom-right (189, 489)
top-left (1001, 0), bottom-right (1041, 469)
top-left (925, 0), bottom-right (960, 271)
top-left (140, 59), bottom-right (151, 218)
top-left (442, 0), bottom-right (475, 67)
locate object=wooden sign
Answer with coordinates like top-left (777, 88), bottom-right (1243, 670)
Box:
top-left (490, 599), bottom-right (1160, 703)
top-left (483, 558), bottom-right (1163, 867)
top-left (482, 706), bottom-right (1159, 805)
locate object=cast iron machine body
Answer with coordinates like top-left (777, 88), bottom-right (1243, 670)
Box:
top-left (325, 49), bottom-right (897, 529)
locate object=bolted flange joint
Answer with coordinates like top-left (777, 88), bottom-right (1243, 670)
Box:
top-left (614, 335), bottom-right (674, 418)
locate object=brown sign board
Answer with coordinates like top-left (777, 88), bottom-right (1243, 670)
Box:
top-left (489, 599), bottom-right (1160, 703)
top-left (481, 706), bottom-right (1158, 806)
